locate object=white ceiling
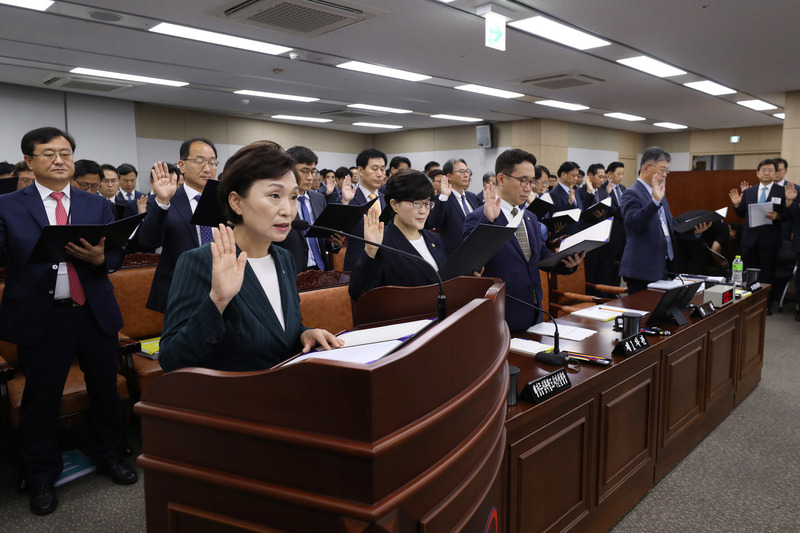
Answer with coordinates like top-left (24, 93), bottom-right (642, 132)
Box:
top-left (0, 0), bottom-right (796, 135)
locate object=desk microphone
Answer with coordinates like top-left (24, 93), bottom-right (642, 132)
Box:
top-left (292, 219), bottom-right (447, 322)
top-left (704, 243), bottom-right (730, 273)
top-left (506, 293), bottom-right (570, 365)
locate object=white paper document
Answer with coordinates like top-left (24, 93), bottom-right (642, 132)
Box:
top-left (510, 338), bottom-right (554, 356)
top-left (335, 318), bottom-right (433, 347)
top-left (283, 340), bottom-right (402, 366)
top-left (550, 208), bottom-right (581, 223)
top-left (558, 218), bottom-right (612, 251)
top-left (527, 322), bottom-right (596, 341)
top-left (747, 202), bottom-right (775, 228)
top-left (570, 304), bottom-right (648, 322)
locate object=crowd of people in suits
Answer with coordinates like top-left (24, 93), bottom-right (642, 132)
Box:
top-left (1, 126), bottom-right (798, 517)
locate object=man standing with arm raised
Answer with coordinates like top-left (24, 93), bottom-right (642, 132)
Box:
top-left (341, 148), bottom-right (387, 272)
top-left (426, 157), bottom-right (480, 256)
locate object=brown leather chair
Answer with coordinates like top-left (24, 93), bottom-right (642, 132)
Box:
top-left (297, 270), bottom-right (353, 334)
top-left (548, 262), bottom-right (627, 317)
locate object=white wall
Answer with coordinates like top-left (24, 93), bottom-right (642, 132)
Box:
top-left (65, 93), bottom-right (137, 166)
top-left (566, 148), bottom-right (619, 172)
top-left (0, 84), bottom-right (66, 163)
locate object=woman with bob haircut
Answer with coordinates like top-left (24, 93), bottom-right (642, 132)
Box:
top-left (159, 141), bottom-right (342, 372)
top-left (349, 168), bottom-right (448, 300)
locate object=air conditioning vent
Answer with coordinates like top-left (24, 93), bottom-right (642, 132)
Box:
top-left (40, 75), bottom-right (134, 93)
top-left (521, 73), bottom-right (604, 91)
top-left (213, 0), bottom-right (382, 37)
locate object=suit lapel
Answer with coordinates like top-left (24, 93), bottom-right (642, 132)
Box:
top-left (238, 259), bottom-right (291, 350)
top-left (175, 187), bottom-right (199, 247)
top-left (20, 185), bottom-right (49, 229)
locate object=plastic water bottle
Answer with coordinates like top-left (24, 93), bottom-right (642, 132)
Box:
top-left (731, 256), bottom-right (744, 286)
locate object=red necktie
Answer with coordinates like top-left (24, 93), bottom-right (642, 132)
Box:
top-left (50, 192), bottom-right (86, 305)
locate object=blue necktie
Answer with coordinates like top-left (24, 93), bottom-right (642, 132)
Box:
top-left (759, 186), bottom-right (767, 203)
top-left (460, 193), bottom-right (471, 215)
top-left (194, 194), bottom-right (214, 245)
top-left (298, 196), bottom-right (327, 270)
top-left (659, 206), bottom-right (674, 261)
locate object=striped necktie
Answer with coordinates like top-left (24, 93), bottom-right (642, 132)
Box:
top-left (511, 208), bottom-right (531, 262)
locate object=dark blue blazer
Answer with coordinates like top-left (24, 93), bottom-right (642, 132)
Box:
top-left (159, 244), bottom-right (306, 372)
top-left (342, 188), bottom-right (386, 272)
top-left (133, 186), bottom-right (199, 313)
top-left (349, 222), bottom-right (447, 300)
top-left (464, 206), bottom-right (571, 333)
top-left (549, 183), bottom-right (583, 212)
top-left (426, 190), bottom-right (480, 256)
top-left (117, 190), bottom-right (146, 202)
top-left (619, 180), bottom-right (678, 282)
top-left (275, 190), bottom-right (337, 272)
top-left (108, 195), bottom-right (137, 220)
top-left (599, 182), bottom-right (627, 245)
top-left (0, 185), bottom-right (124, 346)
top-left (733, 183), bottom-right (785, 250)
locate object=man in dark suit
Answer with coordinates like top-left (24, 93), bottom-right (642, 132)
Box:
top-left (341, 148), bottom-right (388, 272)
top-left (275, 146), bottom-right (341, 272)
top-left (620, 147), bottom-right (710, 294)
top-left (425, 157), bottom-right (480, 256)
top-left (548, 161), bottom-right (585, 237)
top-left (476, 171), bottom-right (496, 204)
top-left (133, 137), bottom-right (218, 313)
top-left (117, 163), bottom-right (145, 202)
top-left (463, 149), bottom-right (583, 332)
top-left (729, 159), bottom-right (787, 311)
top-left (596, 161), bottom-right (628, 287)
top-left (91, 161), bottom-right (137, 220)
top-left (0, 127), bottom-right (137, 515)
top-left (579, 163), bottom-right (605, 208)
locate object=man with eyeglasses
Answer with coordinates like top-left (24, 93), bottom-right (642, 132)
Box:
top-left (91, 162), bottom-right (136, 220)
top-left (13, 160), bottom-right (36, 190)
top-left (621, 147), bottom-right (710, 294)
top-left (133, 137), bottom-right (219, 313)
top-left (0, 127), bottom-right (138, 516)
top-left (426, 157), bottom-right (480, 256)
top-left (275, 146), bottom-right (342, 273)
top-left (117, 163), bottom-right (145, 203)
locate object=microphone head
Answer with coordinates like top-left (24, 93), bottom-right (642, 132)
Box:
top-left (291, 219), bottom-right (310, 231)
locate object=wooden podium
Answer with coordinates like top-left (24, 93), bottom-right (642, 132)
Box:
top-left (136, 278), bottom-right (509, 532)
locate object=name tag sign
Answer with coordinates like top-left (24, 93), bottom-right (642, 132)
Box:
top-left (520, 368), bottom-right (572, 405)
top-left (749, 282), bottom-right (762, 292)
top-left (611, 332), bottom-right (650, 357)
top-left (691, 301), bottom-right (717, 319)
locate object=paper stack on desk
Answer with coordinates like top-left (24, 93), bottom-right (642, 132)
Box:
top-left (527, 322), bottom-right (596, 341)
top-left (510, 338), bottom-right (554, 356)
top-left (570, 305), bottom-right (648, 322)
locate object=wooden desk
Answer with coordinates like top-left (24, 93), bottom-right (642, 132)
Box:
top-left (504, 287), bottom-right (767, 533)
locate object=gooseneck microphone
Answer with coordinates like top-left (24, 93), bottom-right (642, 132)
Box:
top-left (291, 219), bottom-right (447, 322)
top-left (506, 293), bottom-right (570, 365)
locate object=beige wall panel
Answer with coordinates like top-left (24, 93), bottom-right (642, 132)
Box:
top-left (618, 131), bottom-right (642, 160)
top-left (135, 103), bottom-right (187, 140)
top-left (511, 119), bottom-right (542, 147)
top-left (733, 153), bottom-right (780, 170)
top-left (691, 129), bottom-right (735, 154)
top-left (184, 112), bottom-right (228, 143)
top-left (783, 90), bottom-right (800, 129)
top-left (434, 125), bottom-right (484, 150)
top-left (226, 117), bottom-right (267, 146)
top-left (536, 145), bottom-right (569, 169)
top-left (644, 132), bottom-right (691, 153)
top-left (734, 126), bottom-right (782, 153)
top-left (568, 123), bottom-right (619, 151)
top-left (780, 126), bottom-right (800, 173)
top-left (376, 129), bottom-right (436, 154)
top-left (495, 122), bottom-right (513, 148)
top-left (540, 119), bottom-right (569, 147)
top-left (619, 157), bottom-right (639, 186)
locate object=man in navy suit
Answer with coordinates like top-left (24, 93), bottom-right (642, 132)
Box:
top-left (426, 157), bottom-right (480, 256)
top-left (0, 127), bottom-right (137, 515)
top-left (464, 149), bottom-right (583, 332)
top-left (117, 163), bottom-right (145, 203)
top-left (275, 146), bottom-right (342, 272)
top-left (548, 161), bottom-right (584, 235)
top-left (596, 161), bottom-right (628, 287)
top-left (620, 147), bottom-right (710, 294)
top-left (133, 138), bottom-right (219, 312)
top-left (91, 161), bottom-right (137, 220)
top-left (341, 148), bottom-right (387, 272)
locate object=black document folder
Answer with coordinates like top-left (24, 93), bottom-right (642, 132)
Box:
top-left (303, 197), bottom-right (378, 238)
top-left (579, 198), bottom-right (612, 223)
top-left (0, 177), bottom-right (19, 195)
top-left (438, 223), bottom-right (517, 280)
top-left (526, 193), bottom-right (554, 219)
top-left (673, 209), bottom-right (725, 233)
top-left (189, 180), bottom-right (225, 227)
top-left (536, 218), bottom-right (612, 268)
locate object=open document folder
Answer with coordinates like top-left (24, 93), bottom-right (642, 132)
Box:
top-left (673, 207), bottom-right (727, 233)
top-left (438, 222), bottom-right (517, 280)
top-left (537, 218), bottom-right (612, 268)
top-left (747, 200), bottom-right (781, 228)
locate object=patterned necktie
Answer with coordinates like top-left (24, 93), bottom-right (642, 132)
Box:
top-left (511, 208), bottom-right (531, 262)
top-left (50, 192), bottom-right (86, 305)
top-left (614, 186), bottom-right (621, 205)
top-left (298, 196), bottom-right (327, 269)
top-left (658, 206), bottom-right (674, 261)
top-left (368, 193), bottom-right (381, 215)
top-left (127, 192), bottom-right (133, 201)
top-left (759, 186), bottom-right (767, 203)
top-left (460, 193), bottom-right (471, 215)
top-left (194, 194), bottom-right (214, 245)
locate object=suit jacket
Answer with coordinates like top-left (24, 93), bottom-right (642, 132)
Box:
top-left (549, 183), bottom-right (583, 212)
top-left (275, 190), bottom-right (336, 272)
top-left (425, 190), bottom-right (480, 256)
top-left (733, 183), bottom-right (785, 250)
top-left (349, 223), bottom-right (447, 300)
top-left (106, 194), bottom-right (137, 220)
top-left (117, 190), bottom-right (146, 202)
top-left (343, 188), bottom-right (386, 272)
top-left (0, 185), bottom-right (124, 346)
top-left (159, 244), bottom-right (305, 372)
top-left (578, 183), bottom-right (600, 209)
top-left (464, 206), bottom-right (572, 333)
top-left (132, 186), bottom-right (200, 312)
top-left (619, 180), bottom-right (679, 282)
top-left (598, 182), bottom-right (627, 251)
top-left (785, 201), bottom-right (800, 253)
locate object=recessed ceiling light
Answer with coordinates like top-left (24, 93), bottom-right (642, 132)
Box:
top-left (509, 16), bottom-right (610, 50)
top-left (774, 113), bottom-right (786, 119)
top-left (535, 100), bottom-right (589, 111)
top-left (684, 80), bottom-right (736, 96)
top-left (737, 99), bottom-right (777, 111)
top-left (348, 103), bottom-right (413, 114)
top-left (604, 112), bottom-right (646, 122)
top-left (149, 22), bottom-right (291, 56)
top-left (431, 114), bottom-right (483, 122)
top-left (70, 67), bottom-right (188, 87)
top-left (271, 115), bottom-right (332, 123)
top-left (653, 122), bottom-right (688, 130)
top-left (454, 84), bottom-right (524, 99)
top-left (0, 0), bottom-right (53, 10)
top-left (352, 122), bottom-right (403, 129)
top-left (234, 90), bottom-right (318, 103)
top-left (337, 61), bottom-right (431, 82)
top-left (616, 56), bottom-right (686, 78)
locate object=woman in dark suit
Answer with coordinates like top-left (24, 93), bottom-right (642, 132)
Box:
top-left (349, 169), bottom-right (448, 300)
top-left (159, 141), bottom-right (342, 372)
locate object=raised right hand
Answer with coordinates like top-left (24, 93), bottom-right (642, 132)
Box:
top-left (362, 210), bottom-right (384, 258)
top-left (151, 161), bottom-right (177, 205)
top-left (209, 224), bottom-right (247, 314)
top-left (728, 188), bottom-right (742, 206)
top-left (341, 176), bottom-right (355, 205)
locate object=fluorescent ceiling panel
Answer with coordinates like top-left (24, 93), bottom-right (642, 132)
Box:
top-left (604, 112), bottom-right (646, 122)
top-left (535, 100), bottom-right (589, 111)
top-left (684, 80), bottom-right (736, 96)
top-left (0, 0), bottom-right (53, 10)
top-left (431, 114), bottom-right (482, 122)
top-left (149, 22), bottom-right (291, 56)
top-left (509, 16), bottom-right (610, 50)
top-left (348, 103), bottom-right (413, 114)
top-left (454, 84), bottom-right (523, 99)
top-left (337, 61), bottom-right (430, 82)
top-left (737, 99), bottom-right (777, 111)
top-left (234, 90), bottom-right (318, 102)
top-left (774, 113), bottom-right (786, 119)
top-left (616, 56), bottom-right (686, 78)
top-left (272, 115), bottom-right (331, 123)
top-left (352, 122), bottom-right (402, 129)
top-left (653, 122), bottom-right (688, 130)
top-left (70, 67), bottom-right (188, 87)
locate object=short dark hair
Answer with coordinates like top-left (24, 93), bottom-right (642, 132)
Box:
top-left (101, 163), bottom-right (118, 176)
top-left (334, 166), bottom-right (351, 179)
top-left (482, 171), bottom-right (496, 184)
top-left (757, 158), bottom-right (776, 171)
top-left (557, 161), bottom-right (580, 177)
top-left (578, 169), bottom-right (585, 177)
top-left (640, 147), bottom-right (671, 168)
top-left (21, 127), bottom-right (75, 157)
top-left (287, 145), bottom-right (318, 166)
top-left (13, 161), bottom-right (28, 176)
top-left (587, 163), bottom-right (605, 175)
top-left (217, 141), bottom-right (295, 225)
top-left (428, 168), bottom-right (444, 179)
top-left (424, 161), bottom-right (440, 173)
top-left (606, 161), bottom-right (625, 174)
top-left (0, 161), bottom-right (13, 175)
top-left (74, 159), bottom-right (103, 179)
top-left (495, 149), bottom-right (537, 176)
top-left (536, 165), bottom-right (550, 179)
top-left (180, 138), bottom-right (217, 160)
top-left (389, 155), bottom-right (412, 170)
top-left (385, 169), bottom-right (434, 206)
top-left (774, 157), bottom-right (788, 169)
top-left (442, 158), bottom-right (468, 175)
top-left (150, 163), bottom-right (178, 176)
top-left (118, 163), bottom-right (138, 176)
top-left (356, 148), bottom-right (387, 169)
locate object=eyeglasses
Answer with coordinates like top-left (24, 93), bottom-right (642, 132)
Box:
top-left (452, 169), bottom-right (472, 175)
top-left (32, 151), bottom-right (74, 162)
top-left (405, 200), bottom-right (434, 210)
top-left (75, 181), bottom-right (100, 191)
top-left (297, 167), bottom-right (320, 177)
top-left (182, 157), bottom-right (218, 167)
top-left (505, 174), bottom-right (535, 188)
top-left (648, 164), bottom-right (670, 175)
